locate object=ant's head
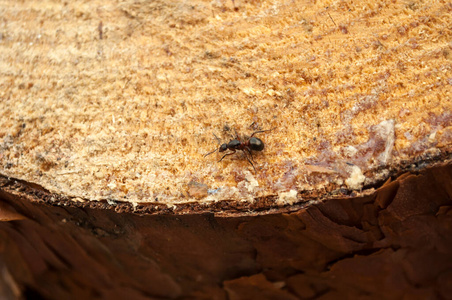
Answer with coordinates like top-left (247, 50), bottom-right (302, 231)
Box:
top-left (219, 143), bottom-right (228, 152)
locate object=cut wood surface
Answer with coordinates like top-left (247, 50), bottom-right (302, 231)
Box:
top-left (0, 0), bottom-right (451, 210)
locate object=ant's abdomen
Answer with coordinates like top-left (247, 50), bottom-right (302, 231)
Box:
top-left (249, 137), bottom-right (264, 151)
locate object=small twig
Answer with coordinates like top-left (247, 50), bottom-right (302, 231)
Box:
top-left (327, 12), bottom-right (337, 27)
top-left (98, 21), bottom-right (103, 40)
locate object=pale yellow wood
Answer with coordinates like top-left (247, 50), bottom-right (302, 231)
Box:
top-left (0, 0), bottom-right (451, 207)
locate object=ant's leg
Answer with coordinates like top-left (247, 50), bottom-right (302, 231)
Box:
top-left (243, 151), bottom-right (257, 173)
top-left (246, 148), bottom-right (256, 163)
top-left (250, 128), bottom-right (276, 137)
top-left (219, 150), bottom-right (236, 162)
top-left (233, 128), bottom-right (240, 141)
top-left (225, 129), bottom-right (237, 141)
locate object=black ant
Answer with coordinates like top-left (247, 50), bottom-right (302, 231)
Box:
top-left (204, 128), bottom-right (274, 172)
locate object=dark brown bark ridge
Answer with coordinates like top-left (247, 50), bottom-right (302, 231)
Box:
top-left (0, 161), bottom-right (451, 299)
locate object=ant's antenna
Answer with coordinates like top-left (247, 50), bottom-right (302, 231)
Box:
top-left (204, 148), bottom-right (218, 158)
top-left (204, 133), bottom-right (221, 157)
top-left (212, 133), bottom-right (221, 144)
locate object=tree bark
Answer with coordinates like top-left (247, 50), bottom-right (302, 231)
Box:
top-left (1, 162), bottom-right (451, 299)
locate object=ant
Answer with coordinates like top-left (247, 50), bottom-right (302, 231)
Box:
top-left (204, 128), bottom-right (274, 172)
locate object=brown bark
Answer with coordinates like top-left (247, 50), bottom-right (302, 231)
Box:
top-left (1, 161), bottom-right (451, 299)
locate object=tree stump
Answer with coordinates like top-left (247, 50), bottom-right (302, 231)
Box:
top-left (0, 0), bottom-right (451, 299)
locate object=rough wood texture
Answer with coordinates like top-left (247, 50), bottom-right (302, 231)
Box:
top-left (0, 0), bottom-right (451, 208)
top-left (1, 162), bottom-right (451, 299)
top-left (1, 1), bottom-right (451, 298)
